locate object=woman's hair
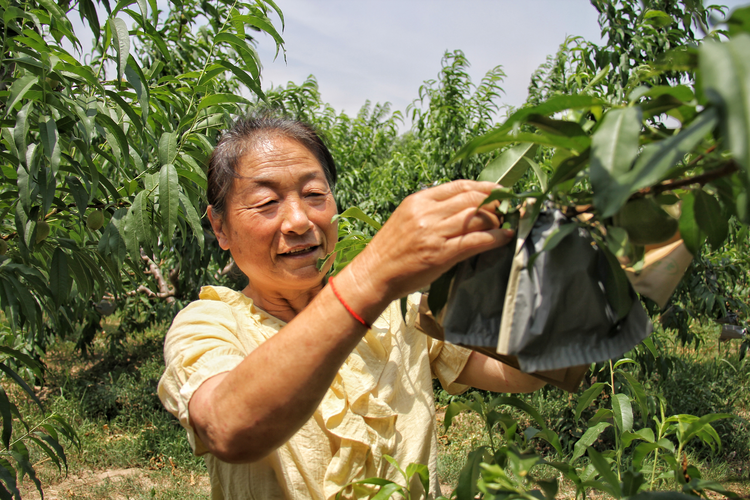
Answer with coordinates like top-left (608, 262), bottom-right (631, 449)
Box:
top-left (207, 109), bottom-right (337, 217)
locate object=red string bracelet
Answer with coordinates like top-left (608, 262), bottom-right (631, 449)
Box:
top-left (328, 277), bottom-right (371, 329)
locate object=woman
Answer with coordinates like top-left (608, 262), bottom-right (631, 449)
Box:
top-left (158, 112), bottom-right (544, 500)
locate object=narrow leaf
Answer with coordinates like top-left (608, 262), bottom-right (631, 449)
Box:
top-left (4, 75), bottom-right (38, 114)
top-left (478, 142), bottom-right (534, 186)
top-left (111, 17), bottom-right (130, 86)
top-left (159, 163), bottom-right (179, 244)
top-left (612, 393), bottom-right (634, 433)
top-left (590, 106), bottom-right (643, 218)
top-left (693, 190), bottom-right (728, 249)
top-left (572, 422), bottom-right (611, 462)
top-left (575, 383), bottom-right (606, 422)
top-left (338, 207), bottom-right (382, 231)
top-left (49, 248), bottom-right (72, 308)
top-left (588, 448), bottom-right (622, 498)
top-left (678, 191), bottom-right (705, 255)
top-left (158, 132), bottom-right (177, 166)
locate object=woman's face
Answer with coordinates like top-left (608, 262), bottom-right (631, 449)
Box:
top-left (209, 134), bottom-right (338, 296)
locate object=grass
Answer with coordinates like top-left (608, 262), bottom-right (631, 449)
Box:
top-left (5, 318), bottom-right (750, 499)
top-left (13, 318), bottom-right (210, 499)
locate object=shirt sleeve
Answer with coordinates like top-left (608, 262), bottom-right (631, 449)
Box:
top-left (404, 293), bottom-right (472, 395)
top-left (157, 299), bottom-right (249, 455)
top-left (427, 339), bottom-right (472, 395)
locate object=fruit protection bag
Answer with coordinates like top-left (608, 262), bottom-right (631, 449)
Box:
top-left (624, 239), bottom-right (693, 309)
top-left (437, 208), bottom-right (653, 379)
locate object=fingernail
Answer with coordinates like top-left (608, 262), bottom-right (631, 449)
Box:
top-left (503, 229), bottom-right (516, 238)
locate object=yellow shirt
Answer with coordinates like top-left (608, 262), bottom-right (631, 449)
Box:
top-left (158, 286), bottom-right (471, 500)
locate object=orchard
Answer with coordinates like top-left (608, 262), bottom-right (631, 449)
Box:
top-left (1, 0), bottom-right (750, 498)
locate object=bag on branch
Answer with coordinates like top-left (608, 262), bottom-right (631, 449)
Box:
top-left (418, 208), bottom-right (653, 392)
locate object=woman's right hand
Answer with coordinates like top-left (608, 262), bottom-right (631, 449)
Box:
top-left (347, 180), bottom-right (515, 308)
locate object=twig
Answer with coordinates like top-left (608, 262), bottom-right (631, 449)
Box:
top-left (638, 159), bottom-right (739, 197)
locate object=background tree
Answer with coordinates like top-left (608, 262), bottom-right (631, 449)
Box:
top-left (0, 0), bottom-right (283, 495)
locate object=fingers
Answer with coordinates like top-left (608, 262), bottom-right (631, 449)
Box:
top-left (438, 204), bottom-right (501, 237)
top-left (423, 179), bottom-right (500, 201)
top-left (444, 227), bottom-right (516, 263)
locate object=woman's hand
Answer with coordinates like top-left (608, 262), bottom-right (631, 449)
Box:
top-left (350, 180), bottom-right (514, 304)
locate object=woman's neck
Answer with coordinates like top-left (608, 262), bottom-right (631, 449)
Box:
top-left (243, 279), bottom-right (326, 323)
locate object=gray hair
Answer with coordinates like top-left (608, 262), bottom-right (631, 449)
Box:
top-left (207, 110), bottom-right (337, 217)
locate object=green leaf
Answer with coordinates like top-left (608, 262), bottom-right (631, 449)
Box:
top-left (629, 108), bottom-right (718, 192)
top-left (0, 458), bottom-right (18, 500)
top-left (678, 191), bottom-right (705, 255)
top-left (612, 393), bottom-right (633, 433)
top-left (622, 428), bottom-right (655, 448)
top-left (492, 396), bottom-right (563, 455)
top-left (478, 142), bottom-right (534, 186)
top-left (233, 14), bottom-right (284, 48)
top-left (0, 387), bottom-right (12, 449)
top-left (700, 35), bottom-right (750, 177)
top-left (195, 93), bottom-right (250, 113)
top-left (574, 383), bottom-right (606, 422)
top-left (178, 191), bottom-right (204, 252)
top-left (10, 441), bottom-right (42, 498)
top-left (405, 462), bottom-right (429, 495)
top-left (726, 6), bottom-right (750, 37)
top-left (0, 363), bottom-right (43, 412)
top-left (4, 74), bottom-right (38, 115)
top-left (27, 435), bottom-right (60, 471)
top-left (620, 371), bottom-right (649, 423)
top-left (158, 132), bottom-right (177, 166)
top-left (49, 247), bottom-right (71, 308)
top-left (338, 207), bottom-right (382, 231)
top-left (95, 114), bottom-right (130, 169)
top-left (125, 56), bottom-right (150, 121)
top-left (548, 149), bottom-right (590, 190)
top-left (597, 239), bottom-right (633, 321)
top-left (679, 413), bottom-right (733, 447)
top-left (125, 190), bottom-right (151, 260)
top-left (644, 9), bottom-right (673, 27)
top-left (159, 163), bottom-right (179, 244)
top-left (67, 176), bottom-right (90, 217)
top-left (38, 115), bottom-right (61, 172)
top-left (590, 106), bottom-right (643, 218)
top-left (453, 94), bottom-right (605, 161)
top-left (111, 17), bottom-right (130, 87)
top-left (588, 448), bottom-right (622, 498)
top-left (572, 422), bottom-right (611, 462)
top-left (443, 401), bottom-right (475, 431)
top-left (456, 446), bottom-right (491, 500)
top-left (525, 157), bottom-right (548, 191)
top-left (217, 60), bottom-right (265, 101)
top-left (693, 190), bottom-right (728, 249)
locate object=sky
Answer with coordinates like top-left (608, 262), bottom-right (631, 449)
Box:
top-left (253, 0), bottom-right (749, 123)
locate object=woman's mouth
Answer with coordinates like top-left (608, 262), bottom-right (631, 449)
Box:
top-left (280, 245), bottom-right (320, 257)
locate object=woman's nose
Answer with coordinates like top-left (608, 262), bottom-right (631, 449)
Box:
top-left (280, 198), bottom-right (313, 235)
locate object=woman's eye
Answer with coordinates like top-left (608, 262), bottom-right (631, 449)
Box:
top-left (255, 200), bottom-right (277, 208)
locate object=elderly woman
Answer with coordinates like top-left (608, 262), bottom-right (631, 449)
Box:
top-left (158, 112), bottom-right (544, 500)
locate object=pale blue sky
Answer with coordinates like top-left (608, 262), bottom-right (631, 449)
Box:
top-left (255, 0), bottom-right (749, 121)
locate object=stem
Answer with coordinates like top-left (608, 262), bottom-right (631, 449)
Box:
top-left (176, 0), bottom-right (240, 157)
top-left (609, 360), bottom-right (622, 481)
top-left (8, 414), bottom-right (56, 450)
top-left (636, 158), bottom-right (738, 197)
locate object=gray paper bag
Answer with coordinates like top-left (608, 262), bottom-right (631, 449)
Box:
top-left (441, 208), bottom-right (653, 374)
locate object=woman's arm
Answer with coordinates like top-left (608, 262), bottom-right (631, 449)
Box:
top-left (455, 352), bottom-right (546, 393)
top-left (188, 180), bottom-right (514, 463)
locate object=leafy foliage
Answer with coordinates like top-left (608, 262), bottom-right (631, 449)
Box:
top-left (0, 0), bottom-right (284, 495)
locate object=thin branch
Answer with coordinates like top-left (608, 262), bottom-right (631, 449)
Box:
top-left (638, 159), bottom-right (739, 197)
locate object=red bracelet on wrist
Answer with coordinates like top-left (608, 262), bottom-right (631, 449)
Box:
top-left (328, 277), bottom-right (371, 329)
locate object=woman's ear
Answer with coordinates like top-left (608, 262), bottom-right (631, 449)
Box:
top-left (207, 206), bottom-right (231, 250)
